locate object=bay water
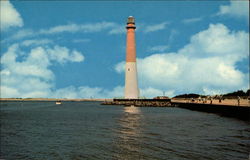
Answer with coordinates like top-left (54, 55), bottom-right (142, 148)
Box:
top-left (0, 101), bottom-right (249, 160)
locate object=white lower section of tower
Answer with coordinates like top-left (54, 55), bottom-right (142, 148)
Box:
top-left (125, 62), bottom-right (139, 99)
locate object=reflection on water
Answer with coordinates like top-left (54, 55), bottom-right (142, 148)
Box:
top-left (124, 105), bottom-right (141, 114)
top-left (113, 106), bottom-right (145, 159)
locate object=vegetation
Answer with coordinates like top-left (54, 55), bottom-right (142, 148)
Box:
top-left (173, 93), bottom-right (202, 98)
top-left (223, 89), bottom-right (249, 97)
top-left (173, 89), bottom-right (250, 99)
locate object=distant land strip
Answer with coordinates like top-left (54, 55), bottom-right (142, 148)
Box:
top-left (0, 98), bottom-right (109, 102)
top-left (1, 98), bottom-right (249, 107)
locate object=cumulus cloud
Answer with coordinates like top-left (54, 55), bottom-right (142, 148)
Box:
top-left (0, 0), bottom-right (23, 31)
top-left (51, 86), bottom-right (124, 99)
top-left (115, 61), bottom-right (125, 73)
top-left (0, 43), bottom-right (125, 99)
top-left (179, 24), bottom-right (248, 60)
top-left (0, 44), bottom-right (85, 98)
top-left (140, 87), bottom-right (175, 98)
top-left (52, 86), bottom-right (101, 99)
top-left (52, 85), bottom-right (172, 99)
top-left (1, 44), bottom-right (53, 80)
top-left (218, 0), bottom-right (249, 19)
top-left (47, 45), bottom-right (84, 63)
top-left (116, 23), bottom-right (249, 96)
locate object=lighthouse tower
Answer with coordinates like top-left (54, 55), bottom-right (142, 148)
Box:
top-left (125, 16), bottom-right (139, 99)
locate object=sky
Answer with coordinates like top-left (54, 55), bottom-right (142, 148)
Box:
top-left (0, 0), bottom-right (249, 98)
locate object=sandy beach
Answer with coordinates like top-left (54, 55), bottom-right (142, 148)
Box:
top-left (171, 98), bottom-right (249, 107)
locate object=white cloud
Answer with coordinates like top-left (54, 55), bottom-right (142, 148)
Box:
top-left (115, 23), bottom-right (249, 96)
top-left (144, 22), bottom-right (168, 33)
top-left (148, 45), bottom-right (169, 52)
top-left (140, 87), bottom-right (162, 98)
top-left (108, 25), bottom-right (126, 35)
top-left (4, 21), bottom-right (170, 43)
top-left (39, 22), bottom-right (116, 34)
top-left (141, 88), bottom-right (175, 98)
top-left (0, 44), bottom-right (85, 98)
top-left (72, 39), bottom-right (91, 43)
top-left (218, 0), bottom-right (249, 19)
top-left (47, 45), bottom-right (84, 63)
top-left (40, 24), bottom-right (79, 34)
top-left (179, 24), bottom-right (249, 61)
top-left (0, 0), bottom-right (23, 31)
top-left (0, 42), bottom-right (128, 99)
top-left (168, 29), bottom-right (179, 44)
top-left (51, 86), bottom-right (124, 99)
top-left (7, 29), bottom-right (34, 41)
top-left (1, 45), bottom-right (53, 81)
top-left (103, 86), bottom-right (124, 98)
top-left (21, 39), bottom-right (53, 46)
top-left (5, 22), bottom-right (118, 41)
top-left (109, 22), bottom-right (169, 34)
top-left (70, 50), bottom-right (85, 62)
top-left (0, 86), bottom-right (20, 98)
top-left (52, 86), bottom-right (102, 99)
top-left (115, 61), bottom-right (125, 73)
top-left (182, 17), bottom-right (202, 24)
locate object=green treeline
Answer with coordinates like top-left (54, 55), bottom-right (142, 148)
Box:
top-left (174, 89), bottom-right (250, 99)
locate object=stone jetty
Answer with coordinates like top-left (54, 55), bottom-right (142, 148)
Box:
top-left (102, 98), bottom-right (172, 107)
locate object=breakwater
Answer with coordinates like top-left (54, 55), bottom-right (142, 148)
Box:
top-left (102, 98), bottom-right (171, 107)
top-left (102, 99), bottom-right (249, 120)
top-left (172, 102), bottom-right (250, 120)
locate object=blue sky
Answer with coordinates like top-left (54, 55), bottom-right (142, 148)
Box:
top-left (0, 0), bottom-right (249, 98)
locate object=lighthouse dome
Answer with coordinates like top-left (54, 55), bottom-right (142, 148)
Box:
top-left (127, 16), bottom-right (135, 24)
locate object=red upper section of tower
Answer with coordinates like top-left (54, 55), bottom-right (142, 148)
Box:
top-left (126, 16), bottom-right (137, 62)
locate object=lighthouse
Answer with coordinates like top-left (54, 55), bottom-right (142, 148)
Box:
top-left (125, 16), bottom-right (139, 99)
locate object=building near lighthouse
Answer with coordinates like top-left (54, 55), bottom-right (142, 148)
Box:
top-left (125, 16), bottom-right (139, 99)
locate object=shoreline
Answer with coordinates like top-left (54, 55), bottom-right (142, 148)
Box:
top-left (1, 98), bottom-right (249, 120)
top-left (171, 98), bottom-right (249, 107)
top-left (1, 98), bottom-right (249, 107)
top-left (0, 98), bottom-right (110, 102)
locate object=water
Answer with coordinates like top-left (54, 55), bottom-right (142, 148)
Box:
top-left (0, 101), bottom-right (249, 160)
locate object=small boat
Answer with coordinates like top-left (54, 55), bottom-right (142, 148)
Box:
top-left (56, 101), bottom-right (62, 105)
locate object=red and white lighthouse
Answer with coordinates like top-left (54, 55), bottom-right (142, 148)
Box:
top-left (125, 16), bottom-right (139, 99)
